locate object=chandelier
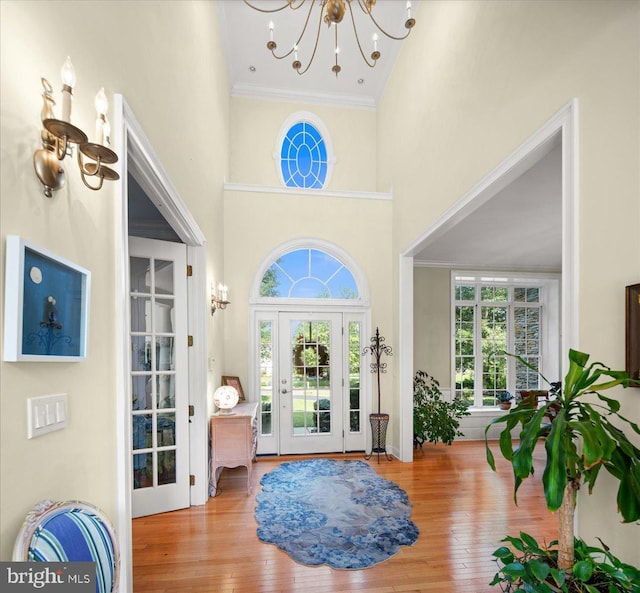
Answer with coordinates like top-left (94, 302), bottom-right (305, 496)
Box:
top-left (243, 0), bottom-right (416, 76)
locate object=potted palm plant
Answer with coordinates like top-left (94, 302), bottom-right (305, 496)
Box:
top-left (485, 349), bottom-right (640, 591)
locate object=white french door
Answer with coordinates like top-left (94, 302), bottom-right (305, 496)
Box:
top-left (278, 312), bottom-right (344, 454)
top-left (129, 237), bottom-right (190, 518)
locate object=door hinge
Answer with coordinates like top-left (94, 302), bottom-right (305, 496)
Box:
top-left (186, 264), bottom-right (193, 277)
top-left (188, 405), bottom-right (195, 417)
top-left (190, 475), bottom-right (195, 486)
top-left (188, 335), bottom-right (193, 347)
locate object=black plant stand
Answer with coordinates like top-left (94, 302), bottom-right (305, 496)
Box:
top-left (366, 413), bottom-right (392, 462)
top-left (362, 328), bottom-right (393, 462)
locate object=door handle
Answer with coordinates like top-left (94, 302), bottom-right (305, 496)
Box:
top-left (281, 388), bottom-right (289, 394)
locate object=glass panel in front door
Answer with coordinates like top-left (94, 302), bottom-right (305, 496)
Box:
top-left (290, 320), bottom-right (331, 435)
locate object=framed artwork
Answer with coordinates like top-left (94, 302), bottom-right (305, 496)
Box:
top-left (3, 235), bottom-right (91, 362)
top-left (221, 375), bottom-right (245, 401)
top-left (626, 283), bottom-right (640, 386)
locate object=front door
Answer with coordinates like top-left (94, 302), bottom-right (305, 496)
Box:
top-left (278, 312), bottom-right (344, 454)
top-left (129, 237), bottom-right (190, 517)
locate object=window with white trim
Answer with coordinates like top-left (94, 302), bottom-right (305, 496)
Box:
top-left (276, 112), bottom-right (334, 190)
top-left (452, 273), bottom-right (560, 408)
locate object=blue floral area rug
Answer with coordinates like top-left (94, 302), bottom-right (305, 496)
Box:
top-left (255, 458), bottom-right (419, 569)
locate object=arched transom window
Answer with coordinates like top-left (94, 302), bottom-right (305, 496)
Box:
top-left (260, 248), bottom-right (359, 300)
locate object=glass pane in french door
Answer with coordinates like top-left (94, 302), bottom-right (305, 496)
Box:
top-left (290, 320), bottom-right (331, 435)
top-left (129, 237), bottom-right (189, 518)
top-left (130, 256), bottom-right (177, 490)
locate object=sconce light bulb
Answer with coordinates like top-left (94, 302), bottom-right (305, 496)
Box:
top-left (61, 56), bottom-right (76, 88)
top-left (95, 87), bottom-right (108, 116)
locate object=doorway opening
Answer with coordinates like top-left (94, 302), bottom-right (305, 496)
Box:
top-left (398, 100), bottom-right (579, 462)
top-left (113, 96), bottom-right (208, 591)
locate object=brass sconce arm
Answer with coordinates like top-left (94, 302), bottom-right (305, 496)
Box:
top-left (33, 66), bottom-right (120, 198)
top-left (211, 284), bottom-right (230, 315)
top-left (211, 296), bottom-right (231, 315)
top-left (77, 141), bottom-right (119, 191)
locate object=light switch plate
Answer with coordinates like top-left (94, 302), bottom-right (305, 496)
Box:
top-left (28, 394), bottom-right (67, 439)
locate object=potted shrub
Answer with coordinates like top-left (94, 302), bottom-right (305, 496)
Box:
top-left (485, 349), bottom-right (640, 591)
top-left (413, 370), bottom-right (470, 448)
top-left (496, 391), bottom-right (514, 410)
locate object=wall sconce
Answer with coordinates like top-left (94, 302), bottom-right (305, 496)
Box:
top-left (211, 284), bottom-right (230, 315)
top-left (33, 57), bottom-right (119, 198)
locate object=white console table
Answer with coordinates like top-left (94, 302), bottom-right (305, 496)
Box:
top-left (209, 402), bottom-right (258, 496)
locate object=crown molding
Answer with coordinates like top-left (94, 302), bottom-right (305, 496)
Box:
top-left (231, 82), bottom-right (377, 110)
top-left (413, 259), bottom-right (562, 274)
top-left (224, 182), bottom-right (392, 201)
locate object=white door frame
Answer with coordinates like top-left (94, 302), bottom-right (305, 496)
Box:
top-left (248, 239), bottom-right (372, 456)
top-left (113, 95), bottom-right (208, 592)
top-left (397, 100), bottom-right (579, 462)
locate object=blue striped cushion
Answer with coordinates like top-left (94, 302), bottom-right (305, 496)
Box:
top-left (28, 507), bottom-right (116, 593)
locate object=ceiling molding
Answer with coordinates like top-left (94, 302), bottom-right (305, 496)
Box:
top-left (413, 259), bottom-right (562, 274)
top-left (224, 181), bottom-right (392, 201)
top-left (231, 82), bottom-right (377, 109)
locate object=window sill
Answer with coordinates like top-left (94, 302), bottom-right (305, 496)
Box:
top-left (466, 407), bottom-right (511, 416)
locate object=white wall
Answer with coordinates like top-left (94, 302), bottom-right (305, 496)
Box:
top-left (0, 0), bottom-right (229, 560)
top-left (381, 0), bottom-right (640, 564)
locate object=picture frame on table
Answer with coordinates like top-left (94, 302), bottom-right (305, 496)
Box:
top-left (3, 235), bottom-right (91, 362)
top-left (626, 283), bottom-right (640, 387)
top-left (221, 375), bottom-right (245, 401)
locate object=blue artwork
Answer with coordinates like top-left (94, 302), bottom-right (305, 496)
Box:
top-left (22, 247), bottom-right (85, 357)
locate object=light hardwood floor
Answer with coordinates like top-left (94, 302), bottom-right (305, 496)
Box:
top-left (132, 441), bottom-right (556, 592)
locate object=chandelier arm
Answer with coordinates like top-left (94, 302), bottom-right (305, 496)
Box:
top-left (335, 21), bottom-right (339, 67)
top-left (347, 1), bottom-right (377, 67)
top-left (354, 0), bottom-right (375, 15)
top-left (270, 0), bottom-right (317, 60)
top-left (355, 0), bottom-right (412, 40)
top-left (243, 0), bottom-right (295, 14)
top-left (294, 3), bottom-right (324, 75)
